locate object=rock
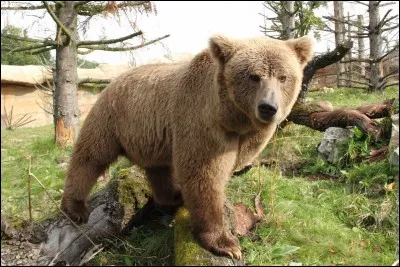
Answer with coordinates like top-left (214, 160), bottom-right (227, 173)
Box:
top-left (392, 147), bottom-right (399, 168)
top-left (390, 114), bottom-right (399, 148)
top-left (57, 162), bottom-right (69, 169)
top-left (390, 114), bottom-right (399, 168)
top-left (288, 262), bottom-right (303, 266)
top-left (318, 127), bottom-right (354, 164)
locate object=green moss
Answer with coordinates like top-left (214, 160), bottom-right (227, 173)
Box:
top-left (174, 208), bottom-right (213, 266)
top-left (114, 165), bottom-right (152, 228)
top-left (116, 165), bottom-right (151, 208)
top-left (174, 207), bottom-right (237, 266)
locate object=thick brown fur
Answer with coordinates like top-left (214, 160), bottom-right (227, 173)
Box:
top-left (61, 35), bottom-right (313, 260)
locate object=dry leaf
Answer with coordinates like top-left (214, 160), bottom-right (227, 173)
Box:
top-left (329, 248), bottom-right (337, 254)
top-left (384, 182), bottom-right (395, 192)
top-left (366, 146), bottom-right (388, 162)
top-left (233, 193), bottom-right (264, 236)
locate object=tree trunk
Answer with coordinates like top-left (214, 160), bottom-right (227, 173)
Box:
top-left (357, 15), bottom-right (366, 79)
top-left (297, 40), bottom-right (353, 103)
top-left (344, 12), bottom-right (352, 87)
top-left (54, 1), bottom-right (80, 148)
top-left (282, 1), bottom-right (295, 40)
top-left (368, 1), bottom-right (383, 92)
top-left (334, 1), bottom-right (346, 88)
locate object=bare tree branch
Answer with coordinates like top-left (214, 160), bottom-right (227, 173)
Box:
top-left (78, 78), bottom-right (111, 84)
top-left (298, 40), bottom-right (354, 102)
top-left (381, 24), bottom-right (400, 32)
top-left (380, 69), bottom-right (399, 81)
top-left (341, 58), bottom-right (372, 63)
top-left (77, 31), bottom-right (143, 46)
top-left (259, 26), bottom-right (285, 33)
top-left (338, 78), bottom-right (371, 86)
top-left (382, 82), bottom-right (399, 88)
top-left (351, 1), bottom-right (369, 7)
top-left (378, 9), bottom-right (392, 29)
top-left (1, 3), bottom-right (47, 10)
top-left (5, 43), bottom-right (53, 53)
top-left (348, 34), bottom-right (370, 38)
top-left (376, 45), bottom-right (399, 62)
top-left (77, 1), bottom-right (150, 16)
top-left (1, 34), bottom-right (56, 45)
top-left (53, 1), bottom-right (64, 6)
top-left (381, 15), bottom-right (399, 26)
top-left (30, 46), bottom-right (56, 54)
top-left (323, 16), bottom-right (369, 29)
top-left (43, 1), bottom-right (72, 40)
top-left (74, 1), bottom-right (92, 8)
top-left (379, 1), bottom-right (397, 7)
top-left (78, 34), bottom-right (169, 51)
top-left (77, 49), bottom-right (94, 55)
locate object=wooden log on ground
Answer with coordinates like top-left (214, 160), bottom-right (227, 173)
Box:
top-left (1, 166), bottom-right (152, 266)
top-left (286, 99), bottom-right (395, 140)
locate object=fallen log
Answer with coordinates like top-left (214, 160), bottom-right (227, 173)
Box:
top-left (298, 40), bottom-right (354, 103)
top-left (1, 166), bottom-right (152, 266)
top-left (286, 99), bottom-right (395, 140)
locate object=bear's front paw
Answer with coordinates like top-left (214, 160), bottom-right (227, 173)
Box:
top-left (61, 197), bottom-right (89, 224)
top-left (196, 230), bottom-right (242, 260)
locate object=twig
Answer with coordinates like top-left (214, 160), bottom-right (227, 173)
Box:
top-left (28, 157), bottom-right (33, 222)
top-left (27, 159), bottom-right (98, 247)
top-left (1, 34), bottom-right (56, 44)
top-left (77, 31), bottom-right (143, 46)
top-left (43, 1), bottom-right (72, 41)
top-left (1, 4), bottom-right (48, 10)
top-left (78, 244), bottom-right (104, 266)
top-left (78, 78), bottom-right (111, 84)
top-left (78, 34), bottom-right (170, 51)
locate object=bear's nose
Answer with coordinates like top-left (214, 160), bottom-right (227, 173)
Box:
top-left (258, 100), bottom-right (278, 119)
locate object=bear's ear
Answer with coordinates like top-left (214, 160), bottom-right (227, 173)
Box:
top-left (209, 35), bottom-right (238, 64)
top-left (286, 36), bottom-right (314, 67)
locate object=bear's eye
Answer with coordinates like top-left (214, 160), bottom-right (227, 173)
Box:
top-left (278, 75), bottom-right (287, 83)
top-left (249, 74), bottom-right (261, 83)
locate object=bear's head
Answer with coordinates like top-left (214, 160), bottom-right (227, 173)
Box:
top-left (209, 35), bottom-right (313, 129)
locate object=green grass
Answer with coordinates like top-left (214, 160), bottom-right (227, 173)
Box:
top-left (1, 86), bottom-right (399, 265)
top-left (1, 125), bottom-right (70, 225)
top-left (0, 124), bottom-right (114, 225)
top-left (90, 225), bottom-right (174, 266)
top-left (227, 167), bottom-right (398, 266)
top-left (308, 85), bottom-right (399, 109)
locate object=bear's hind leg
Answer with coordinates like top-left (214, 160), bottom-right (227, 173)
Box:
top-left (61, 123), bottom-right (122, 224)
top-left (145, 166), bottom-right (183, 207)
top-left (61, 161), bottom-right (108, 223)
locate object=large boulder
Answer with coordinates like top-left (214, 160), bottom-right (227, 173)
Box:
top-left (318, 127), bottom-right (354, 164)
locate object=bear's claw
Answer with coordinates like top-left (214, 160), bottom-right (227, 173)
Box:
top-left (197, 230), bottom-right (242, 261)
top-left (61, 198), bottom-right (89, 224)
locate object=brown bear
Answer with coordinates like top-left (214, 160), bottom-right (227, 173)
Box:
top-left (61, 34), bottom-right (313, 260)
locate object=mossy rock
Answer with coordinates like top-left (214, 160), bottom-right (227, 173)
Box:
top-left (174, 207), bottom-right (242, 266)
